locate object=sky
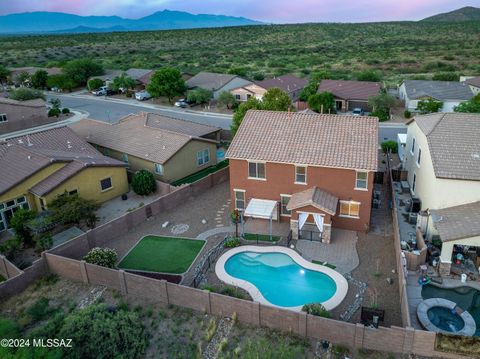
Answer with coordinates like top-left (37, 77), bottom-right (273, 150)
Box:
top-left (0, 0), bottom-right (478, 23)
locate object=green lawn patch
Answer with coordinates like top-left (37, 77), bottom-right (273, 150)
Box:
top-left (312, 260), bottom-right (336, 269)
top-left (243, 233), bottom-right (280, 242)
top-left (172, 160), bottom-right (228, 186)
top-left (118, 236), bottom-right (205, 274)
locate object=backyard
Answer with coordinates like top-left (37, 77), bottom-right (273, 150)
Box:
top-left (118, 235), bottom-right (205, 274)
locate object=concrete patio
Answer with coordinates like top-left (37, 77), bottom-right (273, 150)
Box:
top-left (295, 229), bottom-right (359, 274)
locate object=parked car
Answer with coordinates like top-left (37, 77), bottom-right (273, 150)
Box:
top-left (352, 108), bottom-right (364, 116)
top-left (174, 98), bottom-right (189, 108)
top-left (135, 90), bottom-right (151, 101)
top-left (92, 86), bottom-right (108, 96)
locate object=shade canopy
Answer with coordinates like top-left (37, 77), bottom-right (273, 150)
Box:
top-left (244, 199), bottom-right (277, 220)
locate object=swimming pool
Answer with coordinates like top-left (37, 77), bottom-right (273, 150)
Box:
top-left (422, 284), bottom-right (480, 336)
top-left (215, 246), bottom-right (348, 311)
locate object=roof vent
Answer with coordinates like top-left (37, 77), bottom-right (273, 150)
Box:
top-left (473, 153), bottom-right (480, 160)
top-left (27, 155), bottom-right (31, 160)
top-left (67, 145), bottom-right (72, 149)
top-left (18, 139), bottom-right (23, 144)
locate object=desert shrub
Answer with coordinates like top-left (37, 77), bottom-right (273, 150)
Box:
top-left (0, 237), bottom-right (21, 260)
top-left (132, 170), bottom-right (157, 196)
top-left (370, 107), bottom-right (390, 122)
top-left (241, 338), bottom-right (305, 358)
top-left (87, 78), bottom-right (104, 91)
top-left (48, 108), bottom-right (61, 117)
top-left (224, 237), bottom-right (240, 248)
top-left (48, 193), bottom-right (99, 226)
top-left (58, 303), bottom-right (148, 359)
top-left (302, 303), bottom-right (331, 318)
top-left (432, 72), bottom-right (459, 81)
top-left (404, 109), bottom-right (412, 118)
top-left (26, 297), bottom-right (53, 322)
top-left (83, 247), bottom-right (117, 268)
top-left (381, 140), bottom-right (398, 154)
top-left (61, 107), bottom-right (70, 114)
top-left (9, 209), bottom-right (36, 245)
top-left (356, 70), bottom-right (381, 82)
top-left (9, 88), bottom-right (45, 101)
top-left (34, 233), bottom-right (53, 252)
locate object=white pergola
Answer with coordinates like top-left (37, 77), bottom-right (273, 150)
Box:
top-left (244, 199), bottom-right (277, 240)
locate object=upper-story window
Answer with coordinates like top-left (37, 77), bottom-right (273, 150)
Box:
top-left (248, 161), bottom-right (266, 180)
top-left (235, 94), bottom-right (241, 100)
top-left (295, 166), bottom-right (307, 184)
top-left (0, 114), bottom-right (7, 123)
top-left (234, 189), bottom-right (245, 210)
top-left (416, 148), bottom-right (421, 166)
top-left (100, 177), bottom-right (113, 191)
top-left (410, 138), bottom-right (415, 155)
top-left (355, 171), bottom-right (368, 190)
top-left (197, 149), bottom-right (210, 166)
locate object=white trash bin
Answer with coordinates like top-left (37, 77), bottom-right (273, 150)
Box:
top-left (461, 273), bottom-right (467, 283)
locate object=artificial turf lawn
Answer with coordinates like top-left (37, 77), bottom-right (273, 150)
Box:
top-left (118, 236), bottom-right (205, 274)
top-left (243, 233), bottom-right (280, 242)
top-left (171, 160), bottom-right (229, 186)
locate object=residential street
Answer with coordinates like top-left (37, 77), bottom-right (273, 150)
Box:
top-left (45, 92), bottom-right (407, 140)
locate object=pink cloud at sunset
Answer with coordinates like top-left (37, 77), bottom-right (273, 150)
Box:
top-left (0, 0), bottom-right (477, 23)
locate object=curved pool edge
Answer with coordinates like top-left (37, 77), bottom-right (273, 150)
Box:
top-left (215, 245), bottom-right (349, 312)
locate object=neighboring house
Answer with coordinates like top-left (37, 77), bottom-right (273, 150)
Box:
top-left (0, 98), bottom-right (57, 136)
top-left (403, 113), bottom-right (480, 275)
top-left (230, 83), bottom-right (267, 102)
top-left (397, 133), bottom-right (407, 164)
top-left (88, 70), bottom-right (123, 86)
top-left (71, 112), bottom-right (221, 183)
top-left (226, 110), bottom-right (378, 243)
top-left (186, 72), bottom-right (252, 99)
top-left (317, 79), bottom-right (382, 112)
top-left (0, 127), bottom-right (128, 232)
top-left (399, 80), bottom-right (473, 112)
top-left (8, 67), bottom-right (62, 85)
top-left (462, 76), bottom-right (480, 95)
top-left (125, 68), bottom-right (154, 88)
top-left (253, 74), bottom-right (308, 102)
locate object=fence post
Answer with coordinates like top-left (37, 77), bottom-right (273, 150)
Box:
top-left (80, 260), bottom-right (89, 284)
top-left (402, 326), bottom-right (415, 354)
top-left (253, 302), bottom-right (261, 326)
top-left (204, 290), bottom-right (212, 314)
top-left (162, 280), bottom-right (170, 304)
top-left (354, 323), bottom-right (365, 349)
top-left (118, 270), bottom-right (127, 296)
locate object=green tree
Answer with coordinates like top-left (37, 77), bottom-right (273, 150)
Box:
top-left (31, 70), bottom-right (48, 89)
top-left (262, 87), bottom-right (292, 111)
top-left (187, 88), bottom-right (213, 105)
top-left (46, 74), bottom-right (76, 91)
top-left (63, 58), bottom-right (104, 86)
top-left (0, 65), bottom-right (10, 86)
top-left (417, 98), bottom-right (443, 114)
top-left (231, 97), bottom-right (263, 136)
top-left (381, 140), bottom-right (398, 154)
top-left (83, 247), bottom-right (117, 268)
top-left (299, 71), bottom-right (331, 102)
top-left (131, 170), bottom-right (157, 196)
top-left (357, 70), bottom-right (381, 82)
top-left (308, 92), bottom-right (335, 113)
top-left (9, 209), bottom-right (37, 246)
top-left (217, 91), bottom-right (237, 109)
top-left (87, 78), bottom-right (104, 91)
top-left (146, 68), bottom-right (186, 104)
top-left (454, 94), bottom-right (480, 113)
top-left (110, 73), bottom-right (136, 92)
top-left (15, 71), bottom-right (31, 86)
top-left (49, 193), bottom-right (99, 226)
top-left (9, 88), bottom-right (45, 101)
top-left (368, 92), bottom-right (395, 112)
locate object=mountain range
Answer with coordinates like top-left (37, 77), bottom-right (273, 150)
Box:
top-left (422, 6), bottom-right (480, 22)
top-left (0, 10), bottom-right (263, 34)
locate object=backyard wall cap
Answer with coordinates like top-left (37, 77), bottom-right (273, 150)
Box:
top-left (215, 245), bottom-right (348, 312)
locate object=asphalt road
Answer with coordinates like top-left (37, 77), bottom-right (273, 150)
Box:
top-left (47, 93), bottom-right (407, 140)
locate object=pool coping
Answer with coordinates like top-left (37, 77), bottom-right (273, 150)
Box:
top-left (215, 245), bottom-right (349, 312)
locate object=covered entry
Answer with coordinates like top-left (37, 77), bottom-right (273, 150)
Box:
top-left (244, 199), bottom-right (278, 241)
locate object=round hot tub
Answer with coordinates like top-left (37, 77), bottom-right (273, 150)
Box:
top-left (417, 298), bottom-right (476, 336)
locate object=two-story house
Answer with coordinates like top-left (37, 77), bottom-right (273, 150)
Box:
top-left (403, 113), bottom-right (480, 275)
top-left (225, 110), bottom-right (378, 243)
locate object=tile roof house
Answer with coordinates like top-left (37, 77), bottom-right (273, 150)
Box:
top-left (230, 74), bottom-right (308, 102)
top-left (226, 110), bottom-right (378, 242)
top-left (0, 127), bottom-right (128, 232)
top-left (71, 112), bottom-right (221, 183)
top-left (463, 76), bottom-right (480, 95)
top-left (403, 113), bottom-right (480, 276)
top-left (186, 72), bottom-right (252, 99)
top-left (317, 79), bottom-right (382, 112)
top-left (0, 98), bottom-right (58, 136)
top-left (399, 80), bottom-right (474, 112)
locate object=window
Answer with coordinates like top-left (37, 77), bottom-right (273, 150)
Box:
top-left (234, 190), bottom-right (245, 210)
top-left (235, 94), bottom-right (241, 100)
top-left (410, 138), bottom-right (415, 155)
top-left (122, 153), bottom-right (129, 164)
top-left (339, 201), bottom-right (360, 218)
top-left (416, 148), bottom-right (421, 166)
top-left (39, 198), bottom-right (46, 211)
top-left (248, 162), bottom-right (266, 179)
top-left (154, 163), bottom-right (164, 175)
top-left (280, 195), bottom-right (291, 216)
top-left (246, 94), bottom-right (252, 99)
top-left (69, 189), bottom-right (78, 196)
top-left (355, 171), bottom-right (368, 190)
top-left (100, 177), bottom-right (113, 191)
top-left (0, 114), bottom-right (7, 123)
top-left (412, 173), bottom-right (416, 193)
top-left (295, 166), bottom-right (307, 184)
top-left (197, 149), bottom-right (210, 166)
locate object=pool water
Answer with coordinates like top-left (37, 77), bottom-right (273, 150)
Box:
top-left (422, 284), bottom-right (480, 336)
top-left (427, 306), bottom-right (465, 332)
top-left (224, 252), bottom-right (337, 307)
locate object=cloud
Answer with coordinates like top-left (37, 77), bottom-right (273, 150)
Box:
top-left (0, 0), bottom-right (477, 22)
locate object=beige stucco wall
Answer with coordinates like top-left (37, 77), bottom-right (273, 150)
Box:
top-left (469, 84), bottom-right (480, 95)
top-left (42, 166), bottom-right (128, 206)
top-left (404, 121), bottom-right (480, 211)
top-left (96, 140), bottom-right (217, 183)
top-left (230, 84), bottom-right (265, 101)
